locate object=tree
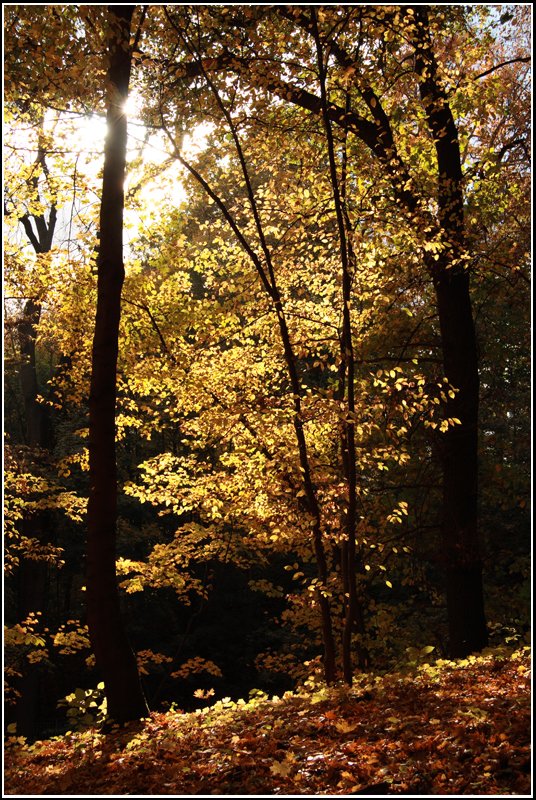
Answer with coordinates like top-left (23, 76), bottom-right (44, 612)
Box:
top-left (158, 4), bottom-right (492, 657)
top-left (405, 5), bottom-right (486, 656)
top-left (310, 8), bottom-right (368, 680)
top-left (86, 4), bottom-right (148, 723)
top-left (123, 6), bottom-right (462, 683)
top-left (3, 99), bottom-right (66, 735)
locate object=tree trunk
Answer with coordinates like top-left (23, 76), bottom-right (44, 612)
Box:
top-left (311, 14), bottom-right (368, 681)
top-left (412, 6), bottom-right (488, 656)
top-left (17, 300), bottom-right (49, 447)
top-left (86, 4), bottom-right (148, 723)
top-left (433, 267), bottom-right (488, 655)
top-left (12, 301), bottom-right (49, 739)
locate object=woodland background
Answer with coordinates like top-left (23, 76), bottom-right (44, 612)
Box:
top-left (3, 4), bottom-right (531, 746)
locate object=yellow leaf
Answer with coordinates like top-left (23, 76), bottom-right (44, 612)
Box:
top-left (335, 719), bottom-right (358, 733)
top-left (270, 756), bottom-right (294, 777)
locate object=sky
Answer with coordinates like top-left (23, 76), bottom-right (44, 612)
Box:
top-left (5, 96), bottom-right (212, 265)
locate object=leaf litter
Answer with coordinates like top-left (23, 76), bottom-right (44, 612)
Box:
top-left (4, 646), bottom-right (530, 795)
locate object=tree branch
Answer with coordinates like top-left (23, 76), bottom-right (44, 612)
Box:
top-left (474, 56), bottom-right (530, 81)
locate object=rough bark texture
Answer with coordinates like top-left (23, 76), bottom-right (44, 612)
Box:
top-left (86, 4), bottom-right (149, 723)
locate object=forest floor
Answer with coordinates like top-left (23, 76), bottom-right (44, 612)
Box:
top-left (4, 646), bottom-right (531, 796)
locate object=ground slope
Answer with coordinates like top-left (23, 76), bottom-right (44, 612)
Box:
top-left (4, 647), bottom-right (530, 796)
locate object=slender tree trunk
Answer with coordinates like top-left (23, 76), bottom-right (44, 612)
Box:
top-left (13, 299), bottom-right (48, 739)
top-left (86, 4), bottom-right (148, 723)
top-left (412, 6), bottom-right (488, 656)
top-left (164, 39), bottom-right (338, 682)
top-left (273, 296), bottom-right (338, 684)
top-left (14, 542), bottom-right (48, 738)
top-left (17, 300), bottom-right (48, 447)
top-left (312, 14), bottom-right (368, 682)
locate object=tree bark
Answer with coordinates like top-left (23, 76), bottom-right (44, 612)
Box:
top-left (86, 4), bottom-right (148, 723)
top-left (411, 6), bottom-right (488, 656)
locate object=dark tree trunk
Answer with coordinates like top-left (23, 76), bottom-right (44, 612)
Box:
top-left (86, 4), bottom-right (148, 723)
top-left (433, 266), bottom-right (488, 655)
top-left (13, 154), bottom-right (57, 738)
top-left (412, 6), bottom-right (488, 656)
top-left (13, 303), bottom-right (49, 739)
top-left (14, 545), bottom-right (48, 739)
top-left (17, 300), bottom-right (49, 447)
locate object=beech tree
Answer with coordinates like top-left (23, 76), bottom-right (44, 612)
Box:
top-left (86, 5), bottom-right (148, 722)
top-left (151, 3), bottom-right (506, 657)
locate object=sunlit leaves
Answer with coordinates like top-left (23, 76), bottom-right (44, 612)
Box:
top-left (3, 446), bottom-right (86, 574)
top-left (170, 656), bottom-right (222, 680)
top-left (4, 646), bottom-right (531, 796)
top-left (53, 622), bottom-right (91, 656)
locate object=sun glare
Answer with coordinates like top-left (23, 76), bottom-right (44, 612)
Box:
top-left (182, 122), bottom-right (213, 159)
top-left (16, 104), bottom-right (215, 242)
top-left (74, 113), bottom-right (108, 156)
top-left (123, 91), bottom-right (144, 120)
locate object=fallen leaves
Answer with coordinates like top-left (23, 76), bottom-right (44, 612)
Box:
top-left (270, 753), bottom-right (296, 777)
top-left (4, 646), bottom-right (531, 796)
